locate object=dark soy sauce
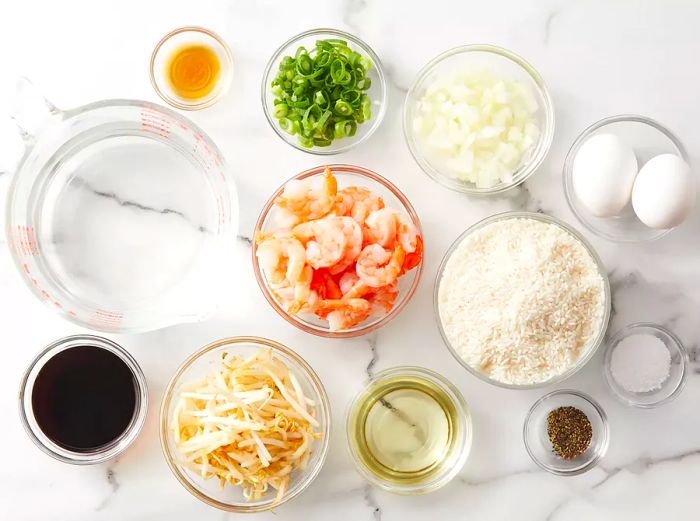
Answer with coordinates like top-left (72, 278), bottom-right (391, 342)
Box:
top-left (31, 345), bottom-right (137, 451)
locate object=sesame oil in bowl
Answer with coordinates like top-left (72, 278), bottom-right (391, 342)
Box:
top-left (346, 367), bottom-right (472, 494)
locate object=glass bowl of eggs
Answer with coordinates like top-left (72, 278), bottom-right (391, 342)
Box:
top-left (563, 114), bottom-right (692, 243)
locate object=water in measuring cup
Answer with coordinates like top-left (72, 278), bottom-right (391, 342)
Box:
top-left (36, 128), bottom-right (217, 310)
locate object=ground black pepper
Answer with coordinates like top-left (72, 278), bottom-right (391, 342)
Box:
top-left (546, 406), bottom-right (592, 460)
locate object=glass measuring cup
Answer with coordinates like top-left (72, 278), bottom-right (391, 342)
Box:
top-left (5, 79), bottom-right (238, 332)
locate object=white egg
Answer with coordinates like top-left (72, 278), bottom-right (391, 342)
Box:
top-left (632, 154), bottom-right (695, 229)
top-left (572, 133), bottom-right (638, 217)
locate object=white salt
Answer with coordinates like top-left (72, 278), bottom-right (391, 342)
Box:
top-left (610, 334), bottom-right (671, 393)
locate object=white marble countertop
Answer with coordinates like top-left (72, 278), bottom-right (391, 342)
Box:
top-left (2, 0), bottom-right (700, 519)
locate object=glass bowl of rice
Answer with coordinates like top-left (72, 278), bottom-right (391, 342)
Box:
top-left (160, 337), bottom-right (331, 512)
top-left (434, 211), bottom-right (611, 389)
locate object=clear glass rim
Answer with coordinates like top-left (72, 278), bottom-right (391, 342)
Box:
top-left (523, 389), bottom-right (609, 476)
top-left (18, 334), bottom-right (148, 465)
top-left (159, 336), bottom-right (331, 513)
top-left (602, 322), bottom-right (688, 408)
top-left (403, 44), bottom-right (555, 195)
top-left (260, 27), bottom-right (387, 155)
top-left (149, 26), bottom-right (234, 111)
top-left (252, 164), bottom-right (424, 338)
top-left (562, 114), bottom-right (688, 243)
top-left (434, 211), bottom-right (611, 389)
top-left (345, 366), bottom-right (472, 494)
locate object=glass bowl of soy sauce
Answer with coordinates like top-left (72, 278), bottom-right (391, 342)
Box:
top-left (18, 335), bottom-right (148, 464)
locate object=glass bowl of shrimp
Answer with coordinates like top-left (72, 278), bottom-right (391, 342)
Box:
top-left (252, 164), bottom-right (424, 338)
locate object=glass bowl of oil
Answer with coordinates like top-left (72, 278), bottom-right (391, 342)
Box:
top-left (150, 26), bottom-right (234, 110)
top-left (346, 367), bottom-right (472, 494)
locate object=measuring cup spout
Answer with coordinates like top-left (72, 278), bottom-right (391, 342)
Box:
top-left (7, 77), bottom-right (63, 144)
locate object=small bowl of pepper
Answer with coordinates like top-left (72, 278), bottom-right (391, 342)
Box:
top-left (261, 28), bottom-right (387, 154)
top-left (523, 389), bottom-right (609, 476)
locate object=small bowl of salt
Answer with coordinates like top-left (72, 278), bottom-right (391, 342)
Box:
top-left (603, 323), bottom-right (688, 408)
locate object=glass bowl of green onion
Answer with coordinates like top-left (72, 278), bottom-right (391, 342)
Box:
top-left (262, 28), bottom-right (387, 154)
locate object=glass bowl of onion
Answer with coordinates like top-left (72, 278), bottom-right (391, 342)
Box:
top-left (252, 164), bottom-right (424, 339)
top-left (403, 44), bottom-right (555, 195)
top-left (160, 336), bottom-right (331, 513)
top-left (261, 28), bottom-right (387, 155)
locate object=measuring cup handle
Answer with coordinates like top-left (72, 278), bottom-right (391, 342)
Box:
top-left (7, 77), bottom-right (62, 144)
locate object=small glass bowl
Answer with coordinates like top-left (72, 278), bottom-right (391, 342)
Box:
top-left (346, 367), bottom-right (472, 494)
top-left (261, 28), bottom-right (387, 155)
top-left (523, 390), bottom-right (609, 476)
top-left (252, 164), bottom-right (423, 338)
top-left (403, 44), bottom-right (555, 195)
top-left (603, 323), bottom-right (688, 408)
top-left (563, 115), bottom-right (689, 243)
top-left (159, 337), bottom-right (331, 513)
top-left (434, 211), bottom-right (611, 389)
top-left (150, 26), bottom-right (234, 110)
top-left (18, 335), bottom-right (148, 465)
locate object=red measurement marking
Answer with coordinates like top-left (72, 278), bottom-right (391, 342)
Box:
top-left (91, 309), bottom-right (124, 328)
top-left (21, 262), bottom-right (75, 317)
top-left (216, 196), bottom-right (229, 227)
top-left (139, 111), bottom-right (172, 138)
top-left (15, 226), bottom-right (39, 256)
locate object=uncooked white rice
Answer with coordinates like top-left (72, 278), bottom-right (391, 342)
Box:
top-left (437, 217), bottom-right (606, 385)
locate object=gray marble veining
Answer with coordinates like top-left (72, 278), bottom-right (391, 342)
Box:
top-left (2, 1), bottom-right (700, 520)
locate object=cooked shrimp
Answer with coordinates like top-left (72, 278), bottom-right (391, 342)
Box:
top-left (364, 208), bottom-right (398, 248)
top-left (288, 265), bottom-right (313, 314)
top-left (356, 244), bottom-right (406, 288)
top-left (337, 186), bottom-right (384, 225)
top-left (255, 234), bottom-right (306, 285)
top-left (315, 298), bottom-right (371, 331)
top-left (270, 265), bottom-right (315, 314)
top-left (293, 217), bottom-right (348, 269)
top-left (394, 211), bottom-right (419, 254)
top-left (275, 167), bottom-right (337, 221)
top-left (328, 217), bottom-right (363, 275)
top-left (330, 189), bottom-right (355, 217)
top-left (364, 208), bottom-right (419, 253)
top-left (337, 270), bottom-right (371, 299)
top-left (275, 207), bottom-right (301, 228)
top-left (402, 235), bottom-right (423, 273)
top-left (339, 270), bottom-right (361, 295)
top-left (368, 283), bottom-right (398, 314)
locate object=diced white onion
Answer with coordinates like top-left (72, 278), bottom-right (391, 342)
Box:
top-left (414, 67), bottom-right (541, 187)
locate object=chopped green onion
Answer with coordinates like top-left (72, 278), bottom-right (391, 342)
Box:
top-left (270, 38), bottom-right (374, 148)
top-left (334, 100), bottom-right (353, 116)
top-left (334, 119), bottom-right (357, 138)
top-left (273, 103), bottom-right (289, 119)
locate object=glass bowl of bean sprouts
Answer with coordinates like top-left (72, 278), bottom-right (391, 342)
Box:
top-left (160, 336), bottom-right (331, 512)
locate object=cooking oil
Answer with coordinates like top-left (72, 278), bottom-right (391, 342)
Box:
top-left (347, 367), bottom-right (471, 493)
